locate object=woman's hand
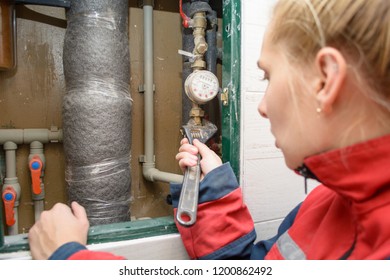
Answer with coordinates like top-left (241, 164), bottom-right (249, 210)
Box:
top-left (176, 138), bottom-right (222, 179)
top-left (28, 201), bottom-right (89, 259)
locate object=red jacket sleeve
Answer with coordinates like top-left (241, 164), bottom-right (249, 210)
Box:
top-left (48, 242), bottom-right (125, 260)
top-left (68, 250), bottom-right (125, 260)
top-left (170, 163), bottom-right (256, 259)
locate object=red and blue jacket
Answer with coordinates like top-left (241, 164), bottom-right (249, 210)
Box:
top-left (48, 134), bottom-right (390, 260)
top-left (170, 134), bottom-right (390, 260)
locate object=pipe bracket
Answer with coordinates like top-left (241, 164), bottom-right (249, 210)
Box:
top-left (138, 84), bottom-right (156, 94)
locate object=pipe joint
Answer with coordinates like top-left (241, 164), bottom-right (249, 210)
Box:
top-left (142, 165), bottom-right (183, 184)
top-left (3, 141), bottom-right (17, 151)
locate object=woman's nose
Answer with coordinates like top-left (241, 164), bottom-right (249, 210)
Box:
top-left (258, 96), bottom-right (268, 118)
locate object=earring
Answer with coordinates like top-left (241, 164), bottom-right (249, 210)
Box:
top-left (316, 107), bottom-right (322, 113)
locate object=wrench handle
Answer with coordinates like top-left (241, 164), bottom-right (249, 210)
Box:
top-left (176, 156), bottom-right (201, 227)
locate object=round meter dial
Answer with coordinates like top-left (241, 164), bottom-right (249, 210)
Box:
top-left (184, 70), bottom-right (220, 104)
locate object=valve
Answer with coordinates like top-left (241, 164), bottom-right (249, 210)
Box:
top-left (2, 186), bottom-right (16, 226)
top-left (29, 155), bottom-right (43, 195)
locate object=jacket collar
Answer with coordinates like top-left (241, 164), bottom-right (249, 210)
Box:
top-left (299, 134), bottom-right (390, 204)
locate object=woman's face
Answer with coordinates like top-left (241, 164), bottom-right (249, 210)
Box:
top-left (257, 28), bottom-right (326, 170)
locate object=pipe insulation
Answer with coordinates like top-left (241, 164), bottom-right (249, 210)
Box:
top-left (63, 0), bottom-right (132, 225)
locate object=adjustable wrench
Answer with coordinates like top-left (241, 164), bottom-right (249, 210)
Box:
top-left (176, 118), bottom-right (217, 227)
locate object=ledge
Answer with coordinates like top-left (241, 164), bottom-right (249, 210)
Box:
top-left (0, 216), bottom-right (178, 254)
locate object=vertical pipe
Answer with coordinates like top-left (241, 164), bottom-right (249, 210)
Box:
top-left (141, 1), bottom-right (183, 184)
top-left (29, 141), bottom-right (45, 221)
top-left (204, 9), bottom-right (220, 133)
top-left (181, 0), bottom-right (194, 125)
top-left (205, 10), bottom-right (218, 75)
top-left (3, 142), bottom-right (20, 235)
top-left (143, 4), bottom-right (154, 167)
top-left (4, 142), bottom-right (17, 235)
top-left (5, 145), bottom-right (16, 178)
top-left (63, 0), bottom-right (132, 225)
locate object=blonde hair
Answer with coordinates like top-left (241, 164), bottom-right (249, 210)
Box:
top-left (270, 0), bottom-right (390, 109)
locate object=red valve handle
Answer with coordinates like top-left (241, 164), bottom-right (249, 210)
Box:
top-left (2, 186), bottom-right (16, 226)
top-left (29, 155), bottom-right (43, 195)
top-left (180, 0), bottom-right (191, 28)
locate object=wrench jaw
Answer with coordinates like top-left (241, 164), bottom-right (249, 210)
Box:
top-left (181, 118), bottom-right (218, 144)
top-left (176, 119), bottom-right (218, 227)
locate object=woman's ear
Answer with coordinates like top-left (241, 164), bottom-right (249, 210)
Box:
top-left (315, 47), bottom-right (347, 114)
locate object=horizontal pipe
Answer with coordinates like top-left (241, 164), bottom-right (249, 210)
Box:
top-left (143, 165), bottom-right (183, 184)
top-left (0, 128), bottom-right (63, 145)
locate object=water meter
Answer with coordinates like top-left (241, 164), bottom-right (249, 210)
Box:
top-left (184, 70), bottom-right (219, 104)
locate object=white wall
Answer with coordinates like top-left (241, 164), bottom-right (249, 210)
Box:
top-left (240, 0), bottom-right (318, 242)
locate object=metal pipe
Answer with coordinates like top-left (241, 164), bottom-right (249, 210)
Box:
top-left (141, 2), bottom-right (183, 184)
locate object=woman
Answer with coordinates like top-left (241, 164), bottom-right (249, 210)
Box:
top-left (28, 0), bottom-right (390, 259)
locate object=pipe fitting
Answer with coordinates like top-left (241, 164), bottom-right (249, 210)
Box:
top-left (189, 106), bottom-right (205, 126)
top-left (142, 164), bottom-right (183, 184)
top-left (191, 59), bottom-right (206, 70)
top-left (192, 12), bottom-right (208, 56)
top-left (0, 127), bottom-right (63, 145)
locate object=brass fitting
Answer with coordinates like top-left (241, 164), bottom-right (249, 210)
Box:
top-left (193, 13), bottom-right (208, 55)
top-left (189, 104), bottom-right (205, 126)
top-left (191, 12), bottom-right (208, 71)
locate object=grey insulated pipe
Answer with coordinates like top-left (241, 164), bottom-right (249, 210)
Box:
top-left (63, 0), bottom-right (132, 225)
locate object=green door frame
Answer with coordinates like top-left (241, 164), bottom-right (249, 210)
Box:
top-left (222, 0), bottom-right (241, 181)
top-left (0, 0), bottom-right (241, 254)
